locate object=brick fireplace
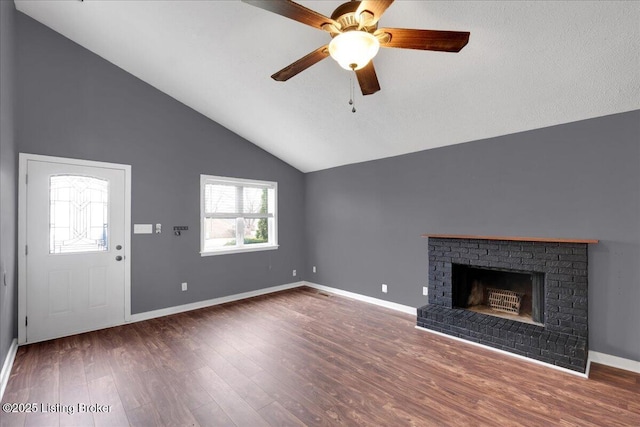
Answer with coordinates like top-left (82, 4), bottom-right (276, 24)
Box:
top-left (417, 235), bottom-right (597, 373)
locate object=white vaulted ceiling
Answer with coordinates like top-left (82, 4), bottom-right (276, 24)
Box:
top-left (14, 1), bottom-right (640, 172)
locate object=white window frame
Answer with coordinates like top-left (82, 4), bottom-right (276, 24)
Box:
top-left (200, 174), bottom-right (278, 256)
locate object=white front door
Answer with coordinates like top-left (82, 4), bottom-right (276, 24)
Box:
top-left (20, 155), bottom-right (130, 343)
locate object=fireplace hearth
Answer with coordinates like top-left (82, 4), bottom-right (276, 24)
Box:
top-left (417, 235), bottom-right (597, 373)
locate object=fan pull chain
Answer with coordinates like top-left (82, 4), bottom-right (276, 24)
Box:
top-left (349, 75), bottom-right (356, 113)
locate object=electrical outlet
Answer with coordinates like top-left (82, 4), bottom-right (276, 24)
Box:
top-left (423, 286), bottom-right (428, 296)
top-left (181, 282), bottom-right (187, 291)
top-left (292, 270), bottom-right (297, 277)
top-left (382, 284), bottom-right (388, 293)
top-left (313, 266), bottom-right (317, 273)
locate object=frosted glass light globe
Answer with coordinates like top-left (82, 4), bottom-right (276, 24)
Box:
top-left (329, 31), bottom-right (380, 71)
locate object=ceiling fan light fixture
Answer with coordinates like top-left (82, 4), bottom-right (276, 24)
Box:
top-left (328, 30), bottom-right (380, 71)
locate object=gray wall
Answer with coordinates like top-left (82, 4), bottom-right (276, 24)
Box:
top-left (16, 13), bottom-right (306, 314)
top-left (0, 0), bottom-right (18, 369)
top-left (305, 111), bottom-right (640, 362)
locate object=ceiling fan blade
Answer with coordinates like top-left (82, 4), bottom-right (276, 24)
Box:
top-left (355, 61), bottom-right (381, 96)
top-left (377, 28), bottom-right (470, 52)
top-left (242, 0), bottom-right (338, 32)
top-left (356, 0), bottom-right (394, 26)
top-left (271, 45), bottom-right (330, 81)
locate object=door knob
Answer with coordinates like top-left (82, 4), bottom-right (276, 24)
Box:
top-left (115, 255), bottom-right (123, 261)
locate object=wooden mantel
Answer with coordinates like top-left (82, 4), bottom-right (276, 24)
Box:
top-left (422, 234), bottom-right (599, 244)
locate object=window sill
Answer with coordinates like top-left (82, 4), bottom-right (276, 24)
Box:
top-left (200, 244), bottom-right (279, 257)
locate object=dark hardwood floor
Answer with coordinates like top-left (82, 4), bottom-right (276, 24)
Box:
top-left (1, 287), bottom-right (639, 426)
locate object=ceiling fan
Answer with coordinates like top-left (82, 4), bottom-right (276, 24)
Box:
top-left (242, 0), bottom-right (470, 95)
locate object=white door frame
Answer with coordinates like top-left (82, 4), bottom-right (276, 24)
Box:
top-left (18, 153), bottom-right (132, 344)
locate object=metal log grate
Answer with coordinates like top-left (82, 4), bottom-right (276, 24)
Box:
top-left (487, 288), bottom-right (522, 314)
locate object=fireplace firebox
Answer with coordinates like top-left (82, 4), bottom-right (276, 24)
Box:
top-left (452, 264), bottom-right (545, 325)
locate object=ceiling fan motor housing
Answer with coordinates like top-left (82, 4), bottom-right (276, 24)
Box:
top-left (330, 1), bottom-right (378, 35)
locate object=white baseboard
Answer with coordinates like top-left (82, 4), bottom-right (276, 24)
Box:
top-left (0, 339), bottom-right (18, 401)
top-left (303, 281), bottom-right (417, 315)
top-left (588, 351), bottom-right (640, 374)
top-left (129, 281), bottom-right (305, 323)
top-left (415, 326), bottom-right (588, 378)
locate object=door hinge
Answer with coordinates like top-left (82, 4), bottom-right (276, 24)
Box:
top-left (25, 174), bottom-right (28, 185)
top-left (25, 317), bottom-right (28, 327)
top-left (25, 245), bottom-right (28, 255)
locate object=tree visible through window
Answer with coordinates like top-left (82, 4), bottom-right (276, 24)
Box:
top-left (256, 189), bottom-right (268, 242)
top-left (200, 175), bottom-right (277, 255)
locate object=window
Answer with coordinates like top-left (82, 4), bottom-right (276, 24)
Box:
top-left (50, 175), bottom-right (109, 254)
top-left (200, 175), bottom-right (277, 256)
